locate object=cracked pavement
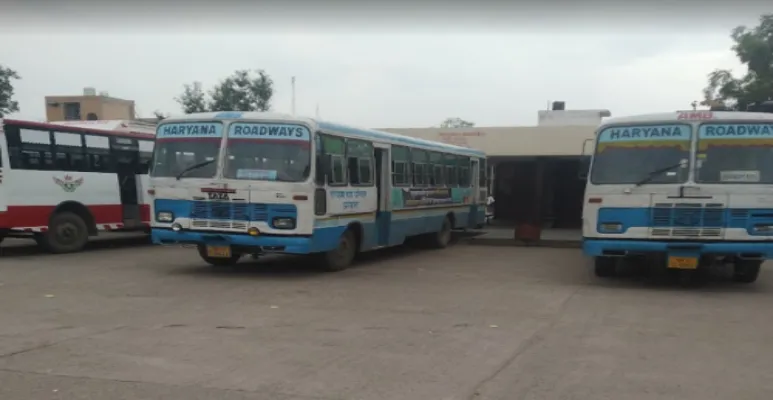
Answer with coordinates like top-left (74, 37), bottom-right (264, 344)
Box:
top-left (1, 239), bottom-right (773, 399)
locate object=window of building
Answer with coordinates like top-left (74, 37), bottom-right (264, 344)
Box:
top-left (63, 102), bottom-right (82, 121)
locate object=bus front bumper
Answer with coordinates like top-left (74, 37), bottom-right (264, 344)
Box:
top-left (583, 238), bottom-right (773, 259)
top-left (152, 228), bottom-right (312, 254)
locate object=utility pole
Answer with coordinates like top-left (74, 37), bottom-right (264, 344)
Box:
top-left (291, 76), bottom-right (296, 115)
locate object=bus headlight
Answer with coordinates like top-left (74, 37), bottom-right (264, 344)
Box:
top-left (753, 224), bottom-right (773, 234)
top-left (273, 217), bottom-right (296, 229)
top-left (599, 222), bottom-right (623, 233)
top-left (157, 212), bottom-right (174, 222)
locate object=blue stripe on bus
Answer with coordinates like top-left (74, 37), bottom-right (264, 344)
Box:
top-left (151, 203), bottom-right (486, 254)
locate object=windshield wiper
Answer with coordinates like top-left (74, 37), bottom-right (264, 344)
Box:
top-left (634, 162), bottom-right (684, 186)
top-left (175, 159), bottom-right (215, 180)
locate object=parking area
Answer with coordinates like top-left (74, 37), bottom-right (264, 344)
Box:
top-left (1, 241), bottom-right (773, 400)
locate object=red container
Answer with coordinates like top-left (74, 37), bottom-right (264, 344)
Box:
top-left (515, 223), bottom-right (542, 241)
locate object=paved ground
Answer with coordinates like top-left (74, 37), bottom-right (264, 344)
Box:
top-left (1, 240), bottom-right (773, 400)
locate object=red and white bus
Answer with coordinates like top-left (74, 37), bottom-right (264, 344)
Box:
top-left (0, 119), bottom-right (156, 253)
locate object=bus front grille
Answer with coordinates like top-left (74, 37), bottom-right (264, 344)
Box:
top-left (190, 201), bottom-right (297, 222)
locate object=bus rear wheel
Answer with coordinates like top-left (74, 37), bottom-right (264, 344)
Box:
top-left (39, 212), bottom-right (90, 254)
top-left (429, 216), bottom-right (453, 249)
top-left (321, 229), bottom-right (357, 272)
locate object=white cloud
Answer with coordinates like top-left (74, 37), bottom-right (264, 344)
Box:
top-left (0, 27), bottom-right (747, 128)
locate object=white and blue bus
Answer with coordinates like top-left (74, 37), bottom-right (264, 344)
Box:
top-left (583, 110), bottom-right (773, 283)
top-left (149, 112), bottom-right (487, 271)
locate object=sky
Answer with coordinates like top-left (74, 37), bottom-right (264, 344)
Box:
top-left (0, 3), bottom-right (769, 128)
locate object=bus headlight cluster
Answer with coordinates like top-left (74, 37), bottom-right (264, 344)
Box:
top-left (157, 212), bottom-right (174, 222)
top-left (599, 222), bottom-right (623, 233)
top-left (273, 217), bottom-right (296, 229)
top-left (753, 224), bottom-right (773, 234)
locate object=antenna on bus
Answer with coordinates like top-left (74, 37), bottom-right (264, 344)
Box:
top-left (291, 76), bottom-right (296, 116)
top-left (316, 103), bottom-right (320, 119)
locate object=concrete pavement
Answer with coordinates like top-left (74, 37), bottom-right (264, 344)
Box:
top-left (0, 242), bottom-right (772, 399)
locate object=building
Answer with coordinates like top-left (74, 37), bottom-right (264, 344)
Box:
top-left (45, 88), bottom-right (136, 122)
top-left (382, 103), bottom-right (610, 231)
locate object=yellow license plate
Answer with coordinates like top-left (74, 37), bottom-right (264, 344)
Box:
top-left (206, 246), bottom-right (232, 258)
top-left (668, 256), bottom-right (698, 270)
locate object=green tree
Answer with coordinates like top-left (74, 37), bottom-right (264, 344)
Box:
top-left (175, 82), bottom-right (208, 114)
top-left (153, 110), bottom-right (169, 121)
top-left (0, 65), bottom-right (21, 118)
top-left (175, 69), bottom-right (274, 114)
top-left (440, 117), bottom-right (475, 128)
top-left (702, 14), bottom-right (773, 110)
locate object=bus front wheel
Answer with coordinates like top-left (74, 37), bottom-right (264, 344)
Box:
top-left (39, 212), bottom-right (89, 254)
top-left (594, 256), bottom-right (618, 278)
top-left (196, 245), bottom-right (242, 267)
top-left (321, 229), bottom-right (357, 272)
top-left (733, 260), bottom-right (762, 284)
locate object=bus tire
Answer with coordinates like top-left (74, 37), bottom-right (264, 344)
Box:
top-left (429, 216), bottom-right (453, 249)
top-left (594, 256), bottom-right (617, 278)
top-left (196, 245), bottom-right (242, 267)
top-left (321, 229), bottom-right (357, 272)
top-left (40, 212), bottom-right (90, 254)
top-left (733, 260), bottom-right (761, 284)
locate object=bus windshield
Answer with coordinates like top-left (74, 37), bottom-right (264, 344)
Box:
top-left (590, 124), bottom-right (691, 185)
top-left (696, 123), bottom-right (773, 184)
top-left (151, 122), bottom-right (223, 178)
top-left (223, 123), bottom-right (311, 182)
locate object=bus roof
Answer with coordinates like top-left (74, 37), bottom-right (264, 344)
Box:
top-left (602, 111), bottom-right (773, 127)
top-left (2, 118), bottom-right (156, 139)
top-left (161, 111), bottom-right (486, 158)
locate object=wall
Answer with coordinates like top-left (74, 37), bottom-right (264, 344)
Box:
top-left (381, 126), bottom-right (597, 157)
top-left (44, 96), bottom-right (135, 121)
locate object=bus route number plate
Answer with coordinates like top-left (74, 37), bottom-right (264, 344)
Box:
top-left (668, 256), bottom-right (698, 270)
top-left (206, 246), bottom-right (232, 258)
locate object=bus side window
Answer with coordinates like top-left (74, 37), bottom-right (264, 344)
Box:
top-left (346, 138), bottom-right (373, 186)
top-left (444, 154), bottom-right (459, 187)
top-left (458, 156), bottom-right (471, 187)
top-left (15, 128), bottom-right (54, 171)
top-left (411, 149), bottom-right (429, 186)
top-left (429, 152), bottom-right (444, 187)
top-left (320, 134), bottom-right (347, 186)
top-left (84, 134), bottom-right (112, 173)
top-left (391, 145), bottom-right (411, 186)
top-left (53, 131), bottom-right (86, 172)
top-left (314, 133), bottom-right (325, 185)
top-left (137, 140), bottom-right (154, 174)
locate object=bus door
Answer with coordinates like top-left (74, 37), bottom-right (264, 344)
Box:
top-left (0, 143), bottom-right (6, 215)
top-left (469, 158), bottom-right (481, 227)
top-left (111, 137), bottom-right (141, 227)
top-left (374, 146), bottom-right (391, 246)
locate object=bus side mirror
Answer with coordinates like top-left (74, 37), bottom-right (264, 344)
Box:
top-left (316, 155), bottom-right (330, 185)
top-left (578, 156), bottom-right (590, 181)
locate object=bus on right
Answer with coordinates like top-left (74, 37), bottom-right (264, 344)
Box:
top-left (582, 109), bottom-right (773, 283)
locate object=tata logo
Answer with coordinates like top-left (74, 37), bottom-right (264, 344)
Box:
top-left (208, 192), bottom-right (230, 201)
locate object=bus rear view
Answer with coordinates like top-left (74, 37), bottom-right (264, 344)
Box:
top-left (582, 111), bottom-right (773, 283)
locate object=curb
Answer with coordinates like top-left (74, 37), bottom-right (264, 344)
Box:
top-left (461, 236), bottom-right (581, 249)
